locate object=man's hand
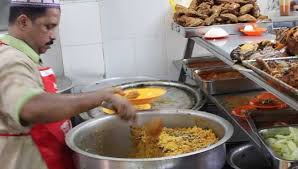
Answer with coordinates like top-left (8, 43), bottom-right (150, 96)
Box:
top-left (99, 88), bottom-right (137, 122)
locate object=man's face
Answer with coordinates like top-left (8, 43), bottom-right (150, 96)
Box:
top-left (25, 8), bottom-right (60, 54)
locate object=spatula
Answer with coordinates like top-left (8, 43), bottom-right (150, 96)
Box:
top-left (144, 117), bottom-right (163, 137)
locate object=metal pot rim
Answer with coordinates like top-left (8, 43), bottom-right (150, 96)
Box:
top-left (66, 109), bottom-right (233, 161)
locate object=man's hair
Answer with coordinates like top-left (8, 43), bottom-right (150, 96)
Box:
top-left (8, 6), bottom-right (48, 25)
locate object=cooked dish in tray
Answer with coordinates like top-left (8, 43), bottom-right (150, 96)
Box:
top-left (230, 40), bottom-right (286, 62)
top-left (255, 59), bottom-right (298, 89)
top-left (249, 92), bottom-right (288, 109)
top-left (130, 126), bottom-right (218, 158)
top-left (262, 127), bottom-right (298, 160)
top-left (198, 70), bottom-right (244, 81)
top-left (187, 60), bottom-right (226, 69)
top-left (231, 26), bottom-right (298, 62)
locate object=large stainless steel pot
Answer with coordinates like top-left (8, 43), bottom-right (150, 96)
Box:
top-left (66, 109), bottom-right (233, 169)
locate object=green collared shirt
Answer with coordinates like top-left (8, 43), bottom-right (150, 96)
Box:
top-left (0, 34), bottom-right (41, 64)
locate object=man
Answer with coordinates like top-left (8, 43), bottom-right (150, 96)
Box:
top-left (0, 0), bottom-right (136, 169)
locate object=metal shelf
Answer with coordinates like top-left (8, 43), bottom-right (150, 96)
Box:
top-left (190, 35), bottom-right (298, 111)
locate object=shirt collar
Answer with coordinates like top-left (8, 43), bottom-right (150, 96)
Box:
top-left (0, 34), bottom-right (40, 64)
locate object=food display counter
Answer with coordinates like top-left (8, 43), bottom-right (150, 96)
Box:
top-left (173, 22), bottom-right (298, 111)
top-left (172, 21), bottom-right (298, 168)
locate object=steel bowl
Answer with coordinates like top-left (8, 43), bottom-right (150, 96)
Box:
top-left (227, 143), bottom-right (271, 169)
top-left (66, 109), bottom-right (233, 169)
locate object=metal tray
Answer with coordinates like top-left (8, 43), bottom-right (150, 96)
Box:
top-left (193, 67), bottom-right (261, 95)
top-left (246, 110), bottom-right (298, 169)
top-left (242, 57), bottom-right (298, 99)
top-left (172, 21), bottom-right (273, 38)
top-left (182, 57), bottom-right (229, 79)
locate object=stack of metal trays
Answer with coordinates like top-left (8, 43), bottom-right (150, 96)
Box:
top-left (247, 110), bottom-right (298, 169)
top-left (242, 57), bottom-right (298, 100)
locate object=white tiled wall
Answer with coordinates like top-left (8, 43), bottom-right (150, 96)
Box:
top-left (59, 0), bottom-right (104, 85)
top-left (100, 0), bottom-right (211, 80)
top-left (58, 0), bottom-right (269, 82)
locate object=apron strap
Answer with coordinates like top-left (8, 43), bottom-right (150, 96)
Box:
top-left (0, 133), bottom-right (30, 136)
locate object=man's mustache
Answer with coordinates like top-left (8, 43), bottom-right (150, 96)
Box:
top-left (46, 40), bottom-right (54, 46)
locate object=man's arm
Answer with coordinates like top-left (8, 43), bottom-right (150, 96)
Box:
top-left (20, 89), bottom-right (136, 125)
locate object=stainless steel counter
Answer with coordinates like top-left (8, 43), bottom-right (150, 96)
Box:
top-left (187, 34), bottom-right (298, 111)
top-left (171, 23), bottom-right (298, 167)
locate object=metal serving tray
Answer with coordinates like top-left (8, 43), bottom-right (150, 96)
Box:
top-left (193, 67), bottom-right (261, 95)
top-left (182, 57), bottom-right (229, 79)
top-left (242, 57), bottom-right (298, 99)
top-left (247, 110), bottom-right (298, 169)
top-left (172, 21), bottom-right (273, 38)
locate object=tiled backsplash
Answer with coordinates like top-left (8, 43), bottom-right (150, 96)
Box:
top-left (56, 0), bottom-right (279, 83)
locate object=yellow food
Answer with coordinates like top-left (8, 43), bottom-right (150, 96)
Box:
top-left (130, 126), bottom-right (218, 158)
top-left (101, 104), bottom-right (151, 114)
top-left (123, 87), bottom-right (166, 105)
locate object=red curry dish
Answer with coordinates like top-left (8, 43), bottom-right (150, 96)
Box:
top-left (198, 70), bottom-right (244, 81)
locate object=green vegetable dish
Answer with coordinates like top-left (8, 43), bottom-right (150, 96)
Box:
top-left (261, 127), bottom-right (298, 161)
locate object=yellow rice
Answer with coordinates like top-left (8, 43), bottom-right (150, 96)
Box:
top-left (130, 126), bottom-right (218, 158)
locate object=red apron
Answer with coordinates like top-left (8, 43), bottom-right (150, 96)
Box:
top-left (0, 41), bottom-right (74, 169)
top-left (30, 67), bottom-right (74, 169)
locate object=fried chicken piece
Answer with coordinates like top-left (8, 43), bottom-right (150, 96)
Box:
top-left (176, 4), bottom-right (209, 18)
top-left (203, 5), bottom-right (223, 25)
top-left (189, 0), bottom-right (199, 10)
top-left (258, 15), bottom-right (269, 20)
top-left (204, 15), bottom-right (217, 25)
top-left (221, 2), bottom-right (241, 15)
top-left (251, 3), bottom-right (261, 18)
top-left (240, 4), bottom-right (254, 15)
top-left (199, 0), bottom-right (214, 5)
top-left (211, 5), bottom-right (223, 14)
top-left (178, 15), bottom-right (204, 27)
top-left (238, 14), bottom-right (257, 22)
top-left (197, 2), bottom-right (212, 16)
top-left (220, 13), bottom-right (238, 23)
top-left (235, 0), bottom-right (256, 5)
top-left (215, 17), bottom-right (224, 23)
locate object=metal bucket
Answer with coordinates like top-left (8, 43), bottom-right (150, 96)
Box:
top-left (66, 109), bottom-right (233, 169)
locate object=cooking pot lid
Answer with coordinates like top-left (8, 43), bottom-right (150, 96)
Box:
top-left (87, 80), bottom-right (206, 118)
